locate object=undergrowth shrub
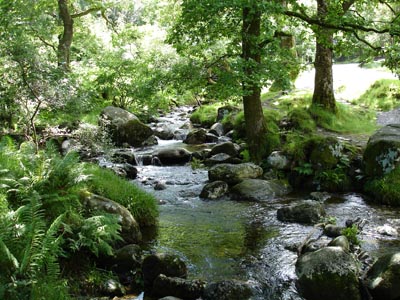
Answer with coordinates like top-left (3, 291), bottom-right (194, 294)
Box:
top-left (189, 104), bottom-right (219, 127)
top-left (364, 167), bottom-right (400, 206)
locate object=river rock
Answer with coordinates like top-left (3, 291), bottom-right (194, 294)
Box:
top-left (203, 280), bottom-right (253, 300)
top-left (154, 124), bottom-right (175, 140)
top-left (377, 224), bottom-right (398, 237)
top-left (142, 253), bottom-right (187, 287)
top-left (184, 128), bottom-right (207, 144)
top-left (296, 246), bottom-right (361, 300)
top-left (277, 200), bottom-right (326, 225)
top-left (363, 124), bottom-right (400, 177)
top-left (309, 137), bottom-right (339, 170)
top-left (310, 191), bottom-right (332, 202)
top-left (267, 151), bottom-right (290, 170)
top-left (158, 297), bottom-right (183, 300)
top-left (102, 279), bottom-right (125, 297)
top-left (205, 153), bottom-right (242, 166)
top-left (111, 244), bottom-right (142, 272)
top-left (324, 224), bottom-right (345, 237)
top-left (100, 106), bottom-right (154, 147)
top-left (208, 163), bottom-right (263, 185)
top-left (328, 235), bottom-right (350, 252)
top-left (200, 181), bottom-right (229, 199)
top-left (209, 122), bottom-right (224, 136)
top-left (153, 148), bottom-right (191, 165)
top-left (109, 163), bottom-right (138, 179)
top-left (231, 179), bottom-right (292, 202)
top-left (152, 274), bottom-right (205, 300)
top-left (80, 192), bottom-right (141, 243)
top-left (366, 252), bottom-right (400, 300)
top-left (205, 133), bottom-right (219, 143)
top-left (210, 142), bottom-right (239, 157)
top-left (112, 149), bottom-right (137, 165)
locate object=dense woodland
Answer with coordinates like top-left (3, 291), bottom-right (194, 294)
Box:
top-left (1, 0), bottom-right (400, 299)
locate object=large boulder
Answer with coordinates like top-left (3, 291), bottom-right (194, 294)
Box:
top-left (277, 200), bottom-right (326, 225)
top-left (296, 246), bottom-right (361, 300)
top-left (208, 163), bottom-right (263, 185)
top-left (210, 142), bottom-right (239, 157)
top-left (80, 192), bottom-right (141, 243)
top-left (204, 153), bottom-right (242, 166)
top-left (153, 148), bottom-right (191, 165)
top-left (231, 179), bottom-right (292, 202)
top-left (366, 252), bottom-right (400, 300)
top-left (152, 274), bottom-right (205, 300)
top-left (183, 128), bottom-right (207, 144)
top-left (142, 253), bottom-right (187, 287)
top-left (363, 124), bottom-right (400, 177)
top-left (267, 151), bottom-right (290, 170)
top-left (200, 181), bottom-right (229, 199)
top-left (100, 106), bottom-right (154, 147)
top-left (111, 244), bottom-right (142, 272)
top-left (309, 137), bottom-right (339, 171)
top-left (203, 280), bottom-right (253, 300)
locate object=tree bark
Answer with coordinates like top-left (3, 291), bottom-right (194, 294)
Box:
top-left (58, 0), bottom-right (73, 71)
top-left (312, 0), bottom-right (336, 112)
top-left (242, 3), bottom-right (267, 163)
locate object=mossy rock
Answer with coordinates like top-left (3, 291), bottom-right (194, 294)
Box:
top-left (296, 246), bottom-right (361, 300)
top-left (364, 167), bottom-right (400, 206)
top-left (208, 163), bottom-right (263, 185)
top-left (309, 137), bottom-right (339, 171)
top-left (363, 124), bottom-right (400, 177)
top-left (366, 252), bottom-right (400, 300)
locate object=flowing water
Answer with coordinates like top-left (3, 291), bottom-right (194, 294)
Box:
top-left (125, 107), bottom-right (400, 300)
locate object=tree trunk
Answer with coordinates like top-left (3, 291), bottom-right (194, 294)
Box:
top-left (242, 3), bottom-right (267, 163)
top-left (312, 0), bottom-right (336, 112)
top-left (58, 0), bottom-right (73, 71)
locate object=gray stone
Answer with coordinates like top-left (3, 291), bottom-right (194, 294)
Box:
top-left (324, 224), bottom-right (345, 238)
top-left (208, 163), bottom-right (263, 185)
top-left (142, 253), bottom-right (187, 287)
top-left (363, 124), bottom-right (400, 177)
top-left (210, 142), bottom-right (238, 157)
top-left (231, 179), bottom-right (292, 202)
top-left (205, 153), bottom-right (242, 166)
top-left (296, 246), bottom-right (361, 300)
top-left (154, 124), bottom-right (175, 140)
top-left (152, 274), bottom-right (205, 300)
top-left (277, 200), bottom-right (326, 225)
top-left (158, 297), bottom-right (183, 300)
top-left (153, 148), bottom-right (191, 165)
top-left (100, 106), bottom-right (154, 147)
top-left (200, 181), bottom-right (229, 199)
top-left (203, 280), bottom-right (253, 300)
top-left (112, 244), bottom-right (142, 272)
top-left (205, 133), bottom-right (219, 143)
top-left (267, 151), bottom-right (290, 170)
top-left (102, 279), bottom-right (125, 297)
top-left (184, 128), bottom-right (207, 144)
top-left (80, 192), bottom-right (141, 243)
top-left (310, 191), bottom-right (332, 202)
top-left (209, 122), bottom-right (224, 136)
top-left (328, 235), bottom-right (350, 252)
top-left (366, 252), bottom-right (400, 300)
top-left (112, 149), bottom-right (137, 165)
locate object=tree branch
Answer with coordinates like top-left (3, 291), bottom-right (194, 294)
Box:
top-left (30, 27), bottom-right (57, 52)
top-left (71, 6), bottom-right (102, 18)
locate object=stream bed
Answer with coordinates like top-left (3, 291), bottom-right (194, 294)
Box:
top-left (133, 162), bottom-right (400, 300)
top-left (121, 107), bottom-right (400, 300)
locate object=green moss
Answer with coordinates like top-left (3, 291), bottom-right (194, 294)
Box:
top-left (364, 167), bottom-right (400, 206)
top-left (353, 79), bottom-right (400, 111)
top-left (189, 104), bottom-right (220, 127)
top-left (84, 165), bottom-right (159, 226)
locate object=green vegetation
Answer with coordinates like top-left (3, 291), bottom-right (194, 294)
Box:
top-left (85, 165), bottom-right (159, 227)
top-left (365, 167), bottom-right (400, 206)
top-left (0, 137), bottom-right (158, 298)
top-left (341, 225), bottom-right (361, 246)
top-left (352, 79), bottom-right (400, 111)
top-left (189, 104), bottom-right (220, 127)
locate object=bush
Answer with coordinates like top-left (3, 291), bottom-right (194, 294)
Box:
top-left (287, 108), bottom-right (316, 133)
top-left (84, 165), bottom-right (159, 227)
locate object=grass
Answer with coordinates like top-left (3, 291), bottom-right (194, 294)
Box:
top-left (352, 79), bottom-right (400, 111)
top-left (84, 164), bottom-right (159, 227)
top-left (309, 103), bottom-right (377, 134)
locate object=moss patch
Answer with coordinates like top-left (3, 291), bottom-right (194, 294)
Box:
top-left (364, 167), bottom-right (400, 206)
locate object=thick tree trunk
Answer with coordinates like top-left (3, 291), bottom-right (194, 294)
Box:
top-left (58, 0), bottom-right (73, 71)
top-left (312, 0), bottom-right (336, 112)
top-left (242, 4), bottom-right (267, 163)
top-left (312, 31), bottom-right (336, 112)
